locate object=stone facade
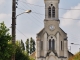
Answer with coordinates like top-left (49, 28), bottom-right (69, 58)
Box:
top-left (36, 0), bottom-right (69, 60)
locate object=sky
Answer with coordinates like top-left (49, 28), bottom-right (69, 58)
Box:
top-left (0, 0), bottom-right (80, 54)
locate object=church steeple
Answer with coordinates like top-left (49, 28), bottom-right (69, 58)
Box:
top-left (36, 0), bottom-right (69, 60)
top-left (44, 0), bottom-right (60, 20)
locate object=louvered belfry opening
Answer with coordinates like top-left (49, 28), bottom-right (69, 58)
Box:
top-left (48, 6), bottom-right (51, 18)
top-left (48, 4), bottom-right (55, 18)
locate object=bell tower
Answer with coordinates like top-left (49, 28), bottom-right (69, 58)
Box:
top-left (44, 0), bottom-right (60, 20)
top-left (36, 0), bottom-right (68, 60)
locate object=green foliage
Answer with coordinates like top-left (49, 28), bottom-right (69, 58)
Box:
top-left (30, 37), bottom-right (33, 54)
top-left (30, 57), bottom-right (35, 60)
top-left (0, 22), bottom-right (12, 60)
top-left (20, 39), bottom-right (25, 51)
top-left (32, 39), bottom-right (35, 52)
top-left (25, 38), bottom-right (29, 54)
top-left (0, 22), bottom-right (35, 60)
top-left (15, 40), bottom-right (35, 60)
top-left (25, 37), bottom-right (35, 55)
top-left (15, 40), bottom-right (30, 60)
top-left (68, 52), bottom-right (80, 60)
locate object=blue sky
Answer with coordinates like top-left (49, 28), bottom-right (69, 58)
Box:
top-left (0, 0), bottom-right (80, 54)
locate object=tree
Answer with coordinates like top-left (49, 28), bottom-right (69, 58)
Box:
top-left (25, 38), bottom-right (29, 54)
top-left (15, 40), bottom-right (30, 60)
top-left (20, 39), bottom-right (25, 51)
top-left (30, 37), bottom-right (33, 54)
top-left (0, 22), bottom-right (12, 60)
top-left (15, 39), bottom-right (35, 60)
top-left (32, 39), bottom-right (35, 52)
top-left (0, 22), bottom-right (35, 60)
top-left (29, 37), bottom-right (35, 54)
top-left (25, 37), bottom-right (36, 54)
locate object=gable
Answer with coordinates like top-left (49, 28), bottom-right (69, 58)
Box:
top-left (58, 27), bottom-right (67, 39)
top-left (30, 51), bottom-right (73, 59)
top-left (60, 27), bottom-right (67, 34)
top-left (37, 28), bottom-right (44, 36)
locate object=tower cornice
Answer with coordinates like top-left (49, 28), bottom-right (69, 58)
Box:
top-left (44, 0), bottom-right (60, 3)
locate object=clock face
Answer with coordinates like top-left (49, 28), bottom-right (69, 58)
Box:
top-left (49, 25), bottom-right (55, 31)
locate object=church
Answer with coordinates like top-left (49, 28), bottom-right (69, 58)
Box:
top-left (30, 0), bottom-right (73, 60)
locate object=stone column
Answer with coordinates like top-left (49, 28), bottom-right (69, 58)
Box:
top-left (64, 40), bottom-right (68, 58)
top-left (36, 37), bottom-right (41, 58)
top-left (43, 32), bottom-right (47, 57)
top-left (56, 32), bottom-right (60, 56)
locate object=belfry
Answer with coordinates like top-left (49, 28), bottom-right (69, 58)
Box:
top-left (35, 0), bottom-right (72, 60)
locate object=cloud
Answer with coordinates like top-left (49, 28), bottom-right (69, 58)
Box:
top-left (0, 0), bottom-right (5, 5)
top-left (0, 13), bottom-right (11, 27)
top-left (60, 3), bottom-right (80, 54)
top-left (78, 21), bottom-right (80, 26)
top-left (26, 0), bottom-right (38, 4)
top-left (0, 13), bottom-right (11, 20)
top-left (60, 3), bottom-right (80, 27)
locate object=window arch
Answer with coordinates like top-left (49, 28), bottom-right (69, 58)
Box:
top-left (48, 5), bottom-right (55, 18)
top-left (48, 6), bottom-right (51, 18)
top-left (41, 41), bottom-right (43, 50)
top-left (61, 41), bottom-right (62, 50)
top-left (52, 39), bottom-right (55, 51)
top-left (49, 39), bottom-right (51, 50)
top-left (52, 6), bottom-right (55, 18)
top-left (49, 39), bottom-right (55, 51)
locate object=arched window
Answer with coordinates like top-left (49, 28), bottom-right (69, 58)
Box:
top-left (61, 41), bottom-right (62, 50)
top-left (52, 39), bottom-right (55, 51)
top-left (41, 41), bottom-right (43, 50)
top-left (52, 6), bottom-right (55, 18)
top-left (49, 39), bottom-right (51, 50)
top-left (48, 6), bottom-right (51, 18)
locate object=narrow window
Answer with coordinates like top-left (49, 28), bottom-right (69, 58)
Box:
top-left (49, 39), bottom-right (51, 50)
top-left (52, 39), bottom-right (55, 51)
top-left (48, 6), bottom-right (51, 18)
top-left (41, 41), bottom-right (43, 50)
top-left (51, 4), bottom-right (53, 6)
top-left (61, 41), bottom-right (62, 50)
top-left (52, 6), bottom-right (55, 18)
